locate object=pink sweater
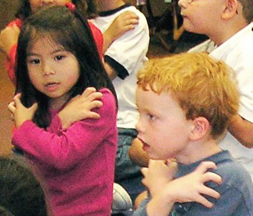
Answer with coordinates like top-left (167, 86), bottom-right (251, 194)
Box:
top-left (6, 19), bottom-right (104, 85)
top-left (12, 88), bottom-right (117, 216)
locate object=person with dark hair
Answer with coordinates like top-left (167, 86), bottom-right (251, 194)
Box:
top-left (0, 157), bottom-right (47, 216)
top-left (0, 0), bottom-right (138, 85)
top-left (8, 5), bottom-right (118, 216)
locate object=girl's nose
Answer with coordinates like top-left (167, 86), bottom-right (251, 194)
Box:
top-left (41, 0), bottom-right (54, 5)
top-left (42, 63), bottom-right (55, 76)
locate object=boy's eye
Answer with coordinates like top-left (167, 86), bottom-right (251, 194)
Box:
top-left (148, 114), bottom-right (157, 121)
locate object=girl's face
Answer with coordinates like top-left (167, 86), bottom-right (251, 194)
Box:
top-left (26, 36), bottom-right (80, 109)
top-left (29, 0), bottom-right (73, 12)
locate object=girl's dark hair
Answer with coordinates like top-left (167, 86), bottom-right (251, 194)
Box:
top-left (0, 157), bottom-right (47, 216)
top-left (16, 5), bottom-right (117, 128)
top-left (16, 0), bottom-right (98, 19)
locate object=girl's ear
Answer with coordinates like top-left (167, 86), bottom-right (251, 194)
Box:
top-left (222, 0), bottom-right (238, 20)
top-left (189, 117), bottom-right (211, 141)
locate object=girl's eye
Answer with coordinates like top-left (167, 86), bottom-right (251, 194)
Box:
top-left (55, 55), bottom-right (65, 61)
top-left (28, 59), bottom-right (40, 64)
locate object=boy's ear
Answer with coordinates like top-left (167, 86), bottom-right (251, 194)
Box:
top-left (189, 117), bottom-right (211, 141)
top-left (222, 0), bottom-right (238, 20)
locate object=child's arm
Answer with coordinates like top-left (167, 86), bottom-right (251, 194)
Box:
top-left (8, 93), bottom-right (38, 129)
top-left (0, 24), bottom-right (20, 57)
top-left (103, 11), bottom-right (139, 54)
top-left (228, 114), bottom-right (253, 148)
top-left (142, 160), bottom-right (222, 216)
top-left (58, 87), bottom-right (103, 130)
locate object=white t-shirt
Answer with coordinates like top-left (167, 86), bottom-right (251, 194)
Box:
top-left (189, 23), bottom-right (253, 181)
top-left (91, 5), bottom-right (149, 128)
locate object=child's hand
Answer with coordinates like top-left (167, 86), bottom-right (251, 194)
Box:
top-left (8, 93), bottom-right (38, 129)
top-left (163, 161), bottom-right (222, 208)
top-left (58, 87), bottom-right (103, 129)
top-left (146, 161), bottom-right (222, 216)
top-left (103, 11), bottom-right (139, 53)
top-left (141, 159), bottom-right (178, 197)
top-left (0, 24), bottom-right (20, 57)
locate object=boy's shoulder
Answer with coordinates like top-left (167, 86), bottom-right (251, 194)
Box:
top-left (174, 151), bottom-right (253, 216)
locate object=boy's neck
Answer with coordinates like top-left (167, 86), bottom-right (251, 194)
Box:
top-left (210, 22), bottom-right (248, 46)
top-left (98, 0), bottom-right (126, 12)
top-left (177, 139), bottom-right (222, 165)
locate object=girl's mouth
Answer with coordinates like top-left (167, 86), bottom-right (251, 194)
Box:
top-left (45, 82), bottom-right (60, 92)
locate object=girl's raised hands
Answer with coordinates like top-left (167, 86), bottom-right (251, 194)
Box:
top-left (8, 93), bottom-right (38, 129)
top-left (58, 87), bottom-right (103, 129)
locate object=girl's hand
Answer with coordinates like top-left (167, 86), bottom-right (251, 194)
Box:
top-left (0, 24), bottom-right (20, 57)
top-left (8, 93), bottom-right (38, 129)
top-left (163, 161), bottom-right (222, 208)
top-left (103, 11), bottom-right (139, 53)
top-left (58, 87), bottom-right (103, 129)
top-left (141, 159), bottom-right (178, 197)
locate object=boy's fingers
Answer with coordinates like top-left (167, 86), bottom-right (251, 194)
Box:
top-left (195, 161), bottom-right (217, 173)
top-left (195, 195), bottom-right (214, 209)
top-left (201, 186), bottom-right (220, 199)
top-left (203, 172), bottom-right (222, 185)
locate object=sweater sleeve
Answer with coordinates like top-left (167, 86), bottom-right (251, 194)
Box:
top-left (6, 43), bottom-right (17, 85)
top-left (88, 21), bottom-right (104, 59)
top-left (5, 19), bottom-right (22, 85)
top-left (12, 89), bottom-right (117, 170)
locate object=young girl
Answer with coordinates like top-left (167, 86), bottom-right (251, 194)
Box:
top-left (8, 5), bottom-right (118, 216)
top-left (0, 0), bottom-right (139, 84)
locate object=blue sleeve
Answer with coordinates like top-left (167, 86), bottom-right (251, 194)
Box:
top-left (133, 198), bottom-right (149, 216)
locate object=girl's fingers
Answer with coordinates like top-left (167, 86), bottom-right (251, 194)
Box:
top-left (13, 93), bottom-right (22, 107)
top-left (81, 87), bottom-right (96, 97)
top-left (30, 102), bottom-right (38, 112)
top-left (8, 101), bottom-right (15, 113)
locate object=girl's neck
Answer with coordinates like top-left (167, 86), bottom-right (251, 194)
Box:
top-left (98, 0), bottom-right (125, 12)
top-left (49, 95), bottom-right (69, 110)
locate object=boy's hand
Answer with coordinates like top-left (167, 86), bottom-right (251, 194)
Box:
top-left (164, 161), bottom-right (222, 208)
top-left (146, 161), bottom-right (222, 216)
top-left (141, 159), bottom-right (178, 197)
top-left (103, 11), bottom-right (139, 53)
top-left (58, 87), bottom-right (103, 130)
top-left (8, 93), bottom-right (38, 129)
top-left (0, 24), bottom-right (20, 57)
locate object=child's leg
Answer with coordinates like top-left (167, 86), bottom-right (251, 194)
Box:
top-left (115, 128), bottom-right (146, 201)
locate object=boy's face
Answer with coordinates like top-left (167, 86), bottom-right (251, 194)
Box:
top-left (136, 86), bottom-right (194, 162)
top-left (29, 0), bottom-right (73, 12)
top-left (178, 0), bottom-right (225, 35)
